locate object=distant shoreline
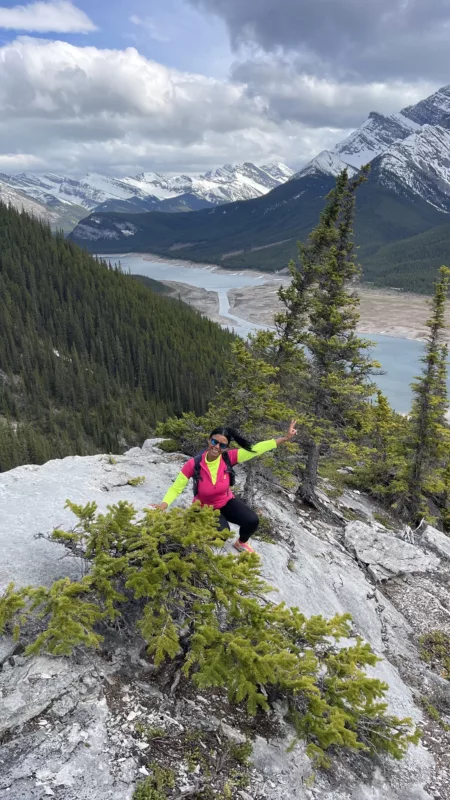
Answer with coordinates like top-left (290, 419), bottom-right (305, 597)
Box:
top-left (102, 251), bottom-right (288, 281)
top-left (106, 252), bottom-right (447, 345)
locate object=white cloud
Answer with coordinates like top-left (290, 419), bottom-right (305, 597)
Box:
top-left (0, 36), bottom-right (435, 177)
top-left (129, 15), bottom-right (169, 42)
top-left (0, 152), bottom-right (44, 170)
top-left (233, 58), bottom-right (436, 127)
top-left (0, 1), bottom-right (96, 33)
top-left (0, 36), bottom-right (289, 174)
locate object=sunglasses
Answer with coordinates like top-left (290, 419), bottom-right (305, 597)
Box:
top-left (210, 438), bottom-right (228, 450)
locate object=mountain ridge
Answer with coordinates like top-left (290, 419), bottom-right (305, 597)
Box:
top-left (0, 161), bottom-right (294, 228)
top-left (69, 84), bottom-right (450, 292)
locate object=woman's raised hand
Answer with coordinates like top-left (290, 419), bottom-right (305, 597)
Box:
top-left (287, 419), bottom-right (297, 440)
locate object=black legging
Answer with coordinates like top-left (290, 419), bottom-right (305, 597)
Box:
top-left (217, 498), bottom-right (259, 543)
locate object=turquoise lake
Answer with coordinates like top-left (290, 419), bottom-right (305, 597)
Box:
top-left (103, 254), bottom-right (434, 415)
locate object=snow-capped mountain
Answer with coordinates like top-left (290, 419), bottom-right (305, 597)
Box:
top-left (0, 172), bottom-right (152, 211)
top-left (295, 150), bottom-right (358, 179)
top-left (261, 162), bottom-right (295, 182)
top-left (371, 124), bottom-right (450, 212)
top-left (0, 162), bottom-right (294, 222)
top-left (123, 161), bottom-right (294, 205)
top-left (0, 180), bottom-right (60, 223)
top-left (334, 112), bottom-right (421, 169)
top-left (294, 84), bottom-right (450, 214)
top-left (402, 85), bottom-right (450, 128)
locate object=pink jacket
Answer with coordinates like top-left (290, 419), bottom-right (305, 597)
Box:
top-left (181, 449), bottom-right (240, 509)
top-left (162, 440), bottom-right (277, 509)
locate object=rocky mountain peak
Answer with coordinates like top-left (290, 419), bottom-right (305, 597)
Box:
top-left (0, 160), bottom-right (294, 222)
top-left (402, 84), bottom-right (450, 128)
top-left (293, 150), bottom-right (358, 180)
top-left (372, 124), bottom-right (450, 212)
top-left (294, 84), bottom-right (450, 216)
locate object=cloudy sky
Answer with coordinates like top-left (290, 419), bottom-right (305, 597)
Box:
top-left (0, 0), bottom-right (447, 176)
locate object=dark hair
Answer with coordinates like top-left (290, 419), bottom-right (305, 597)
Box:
top-left (210, 426), bottom-right (253, 452)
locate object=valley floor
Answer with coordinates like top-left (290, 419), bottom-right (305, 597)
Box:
top-left (164, 278), bottom-right (450, 343)
top-left (126, 251), bottom-right (450, 342)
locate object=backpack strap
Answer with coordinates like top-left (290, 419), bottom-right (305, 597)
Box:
top-left (192, 450), bottom-right (236, 495)
top-left (222, 450), bottom-right (236, 487)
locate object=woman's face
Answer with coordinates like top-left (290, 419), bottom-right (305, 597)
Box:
top-left (208, 433), bottom-right (229, 459)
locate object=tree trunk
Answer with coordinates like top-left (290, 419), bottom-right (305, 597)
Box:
top-left (297, 440), bottom-right (320, 506)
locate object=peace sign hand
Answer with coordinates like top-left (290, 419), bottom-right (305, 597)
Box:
top-left (287, 419), bottom-right (297, 440)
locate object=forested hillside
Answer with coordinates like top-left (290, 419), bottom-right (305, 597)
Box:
top-left (0, 203), bottom-right (233, 471)
top-left (362, 223), bottom-right (450, 292)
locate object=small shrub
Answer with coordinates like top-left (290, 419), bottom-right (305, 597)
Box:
top-left (287, 558), bottom-right (296, 572)
top-left (135, 723), bottom-right (166, 740)
top-left (420, 696), bottom-right (450, 731)
top-left (133, 764), bottom-right (175, 800)
top-left (229, 739), bottom-right (253, 766)
top-left (132, 779), bottom-right (165, 800)
top-left (373, 512), bottom-right (395, 530)
top-left (253, 513), bottom-right (276, 544)
top-left (127, 476), bottom-right (146, 487)
top-left (107, 455), bottom-right (118, 465)
top-left (0, 500), bottom-right (420, 767)
top-left (420, 630), bottom-right (450, 679)
top-left (157, 439), bottom-right (180, 454)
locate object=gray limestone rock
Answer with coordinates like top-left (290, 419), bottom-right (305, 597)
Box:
top-left (344, 521), bottom-right (440, 581)
top-left (0, 448), bottom-right (448, 799)
top-left (251, 736), bottom-right (310, 799)
top-left (420, 524), bottom-right (450, 560)
top-left (0, 451), bottom-right (186, 592)
top-left (0, 656), bottom-right (86, 738)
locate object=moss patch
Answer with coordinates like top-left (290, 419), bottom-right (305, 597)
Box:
top-left (253, 513), bottom-right (277, 544)
top-left (420, 630), bottom-right (450, 680)
top-left (373, 512), bottom-right (395, 530)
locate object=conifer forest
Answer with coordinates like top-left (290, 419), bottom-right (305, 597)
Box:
top-left (0, 202), bottom-right (233, 471)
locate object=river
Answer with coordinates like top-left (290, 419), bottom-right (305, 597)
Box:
top-left (101, 253), bottom-right (437, 414)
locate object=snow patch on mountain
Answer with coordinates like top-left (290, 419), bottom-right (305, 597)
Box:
top-left (262, 161), bottom-right (295, 181)
top-left (0, 180), bottom-right (59, 223)
top-left (402, 85), bottom-right (450, 128)
top-left (333, 111), bottom-right (420, 169)
top-left (373, 125), bottom-right (450, 212)
top-left (294, 150), bottom-right (358, 179)
top-left (0, 162), bottom-right (294, 218)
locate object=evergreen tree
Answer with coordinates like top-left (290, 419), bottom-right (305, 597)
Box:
top-left (350, 391), bottom-right (409, 502)
top-left (406, 266), bottom-right (450, 522)
top-left (0, 500), bottom-right (419, 765)
top-left (299, 169), bottom-right (379, 504)
top-left (271, 169), bottom-right (379, 506)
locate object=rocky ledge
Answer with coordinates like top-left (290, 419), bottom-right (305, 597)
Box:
top-left (1, 440), bottom-right (450, 800)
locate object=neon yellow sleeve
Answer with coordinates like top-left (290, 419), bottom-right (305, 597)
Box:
top-left (163, 472), bottom-right (189, 506)
top-left (237, 439), bottom-right (277, 463)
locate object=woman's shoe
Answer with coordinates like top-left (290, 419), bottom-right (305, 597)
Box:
top-left (233, 540), bottom-right (255, 554)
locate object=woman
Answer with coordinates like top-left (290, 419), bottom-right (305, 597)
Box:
top-left (151, 420), bottom-right (297, 553)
